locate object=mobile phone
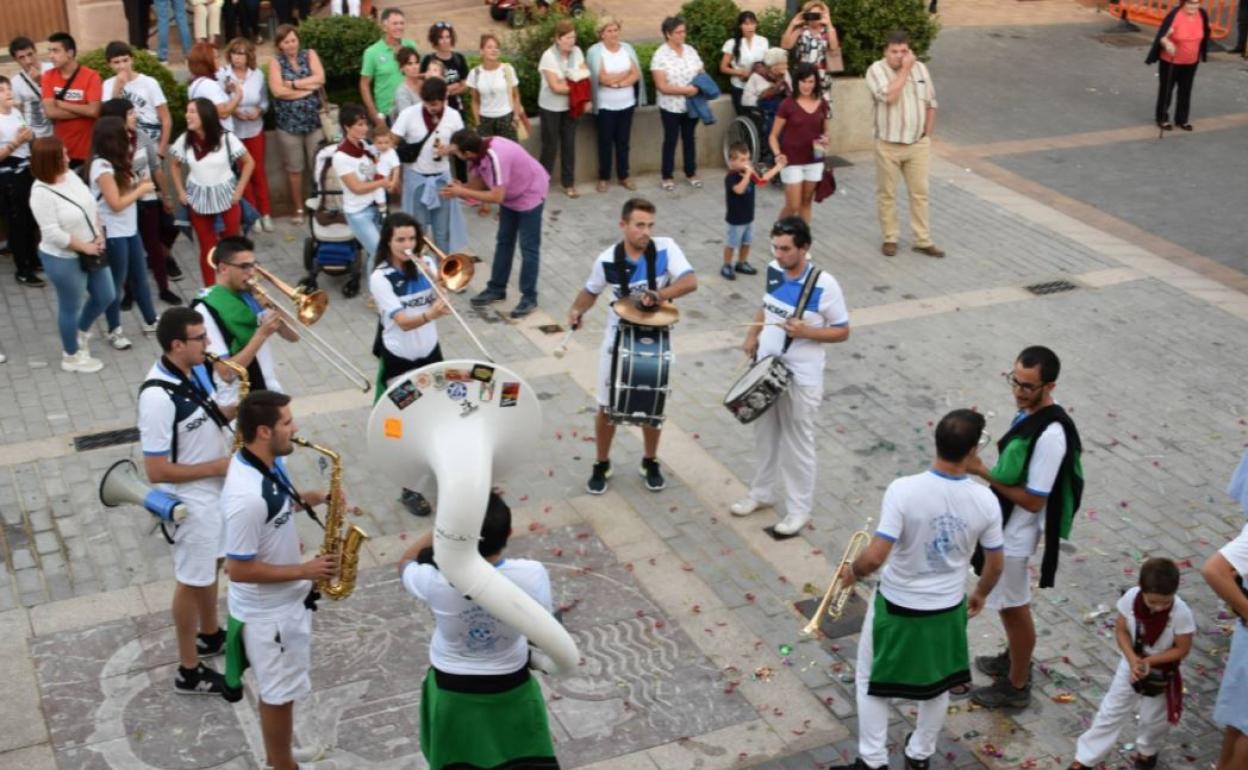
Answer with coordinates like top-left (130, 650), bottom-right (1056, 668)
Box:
top-left (803, 10), bottom-right (821, 21)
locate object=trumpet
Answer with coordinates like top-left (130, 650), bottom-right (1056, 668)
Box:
top-left (802, 517), bottom-right (873, 636)
top-left (405, 237), bottom-right (494, 362)
top-left (204, 352), bottom-right (249, 450)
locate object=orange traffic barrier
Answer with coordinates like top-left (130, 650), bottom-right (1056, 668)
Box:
top-left (1114, 0), bottom-right (1233, 40)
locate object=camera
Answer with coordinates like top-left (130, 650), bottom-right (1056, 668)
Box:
top-left (803, 10), bottom-right (821, 21)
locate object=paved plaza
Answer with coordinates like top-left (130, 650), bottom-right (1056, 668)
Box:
top-left (4, 2), bottom-right (1248, 768)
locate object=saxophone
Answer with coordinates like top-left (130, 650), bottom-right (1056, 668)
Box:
top-left (203, 351), bottom-right (249, 454)
top-left (292, 437), bottom-right (369, 600)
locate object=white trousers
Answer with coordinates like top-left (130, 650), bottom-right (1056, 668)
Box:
top-left (1075, 659), bottom-right (1170, 765)
top-left (855, 591), bottom-right (950, 767)
top-left (748, 384), bottom-right (822, 520)
top-left (190, 0), bottom-right (221, 39)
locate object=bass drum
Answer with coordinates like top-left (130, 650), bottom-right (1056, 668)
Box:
top-left (609, 321), bottom-right (672, 427)
top-left (723, 355), bottom-right (792, 424)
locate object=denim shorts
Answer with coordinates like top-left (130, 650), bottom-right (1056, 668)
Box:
top-left (725, 222), bottom-right (753, 249)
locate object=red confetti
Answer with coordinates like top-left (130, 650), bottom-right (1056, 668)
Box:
top-left (399, 533), bottom-right (407, 540)
top-left (709, 516), bottom-right (718, 524)
top-left (555, 431), bottom-right (563, 440)
top-left (635, 610), bottom-right (646, 618)
top-left (648, 557), bottom-right (656, 565)
top-left (745, 593), bottom-right (756, 603)
top-left (552, 548), bottom-right (563, 557)
top-left (681, 564), bottom-right (694, 571)
top-left (528, 522), bottom-right (542, 531)
top-left (811, 549), bottom-right (824, 556)
top-left (576, 531), bottom-right (591, 539)
top-left (1119, 500), bottom-right (1129, 508)
top-left (547, 468), bottom-right (554, 477)
top-left (692, 433), bottom-right (700, 440)
top-left (653, 620), bottom-right (665, 629)
top-left (572, 430), bottom-right (578, 437)
top-left (778, 576), bottom-right (789, 583)
top-left (543, 505), bottom-right (552, 513)
top-left (724, 681), bottom-right (740, 694)
top-left (519, 495), bottom-right (529, 502)
top-left (624, 563), bottom-right (635, 572)
top-left (668, 506), bottom-right (678, 513)
top-left (691, 604), bottom-right (701, 614)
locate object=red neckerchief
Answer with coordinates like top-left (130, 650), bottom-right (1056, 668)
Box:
top-left (188, 130), bottom-right (213, 160)
top-left (422, 107), bottom-right (440, 134)
top-left (1132, 592), bottom-right (1183, 724)
top-left (336, 138), bottom-right (374, 159)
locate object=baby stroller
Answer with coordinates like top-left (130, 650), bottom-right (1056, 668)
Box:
top-left (300, 143), bottom-right (364, 298)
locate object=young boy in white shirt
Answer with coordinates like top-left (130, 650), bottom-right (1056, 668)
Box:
top-left (1069, 558), bottom-right (1195, 770)
top-left (371, 124), bottom-right (401, 211)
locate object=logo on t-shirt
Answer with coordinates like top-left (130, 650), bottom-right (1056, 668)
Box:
top-left (58, 88), bottom-right (86, 102)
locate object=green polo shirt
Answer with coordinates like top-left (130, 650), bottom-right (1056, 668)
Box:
top-left (361, 37), bottom-right (418, 115)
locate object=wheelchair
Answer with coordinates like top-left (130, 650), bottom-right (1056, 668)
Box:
top-left (721, 107), bottom-right (778, 172)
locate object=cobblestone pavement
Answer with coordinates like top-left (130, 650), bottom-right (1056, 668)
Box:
top-left (5, 6), bottom-right (1248, 767)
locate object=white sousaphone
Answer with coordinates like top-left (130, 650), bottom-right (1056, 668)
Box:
top-left (367, 358), bottom-right (580, 674)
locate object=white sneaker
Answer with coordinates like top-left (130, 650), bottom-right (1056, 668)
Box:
top-left (141, 320), bottom-right (158, 335)
top-left (772, 512), bottom-right (812, 537)
top-left (730, 497), bottom-right (770, 517)
top-left (77, 329), bottom-right (92, 351)
top-left (293, 743), bottom-right (328, 762)
top-left (260, 214), bottom-right (274, 232)
top-left (0, 351), bottom-right (7, 364)
top-left (62, 350), bottom-right (104, 373)
top-left (107, 328), bottom-right (132, 350)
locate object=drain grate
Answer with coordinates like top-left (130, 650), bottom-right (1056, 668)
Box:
top-left (1025, 280), bottom-right (1079, 296)
top-left (73, 427), bottom-right (141, 452)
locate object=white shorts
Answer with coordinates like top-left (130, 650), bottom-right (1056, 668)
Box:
top-left (780, 162), bottom-right (824, 184)
top-left (171, 501), bottom-right (224, 587)
top-left (243, 603), bottom-right (313, 705)
top-left (985, 555), bottom-right (1032, 611)
top-left (596, 340), bottom-right (614, 408)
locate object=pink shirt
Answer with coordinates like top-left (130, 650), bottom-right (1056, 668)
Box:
top-left (1162, 10), bottom-right (1203, 65)
top-left (470, 137), bottom-right (550, 212)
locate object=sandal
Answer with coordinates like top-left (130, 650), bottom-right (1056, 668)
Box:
top-left (620, 178), bottom-right (637, 191)
top-left (688, 177), bottom-right (703, 188)
top-left (596, 180), bottom-right (609, 193)
top-left (564, 187), bottom-right (579, 199)
top-left (478, 204), bottom-right (493, 218)
top-left (661, 179), bottom-right (675, 191)
top-left (291, 211), bottom-right (304, 225)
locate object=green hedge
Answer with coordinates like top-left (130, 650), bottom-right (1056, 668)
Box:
top-left (78, 47), bottom-right (188, 136)
top-left (828, 0), bottom-right (939, 77)
top-left (297, 15), bottom-right (383, 83)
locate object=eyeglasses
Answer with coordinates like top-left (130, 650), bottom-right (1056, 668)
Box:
top-left (227, 261), bottom-right (257, 270)
top-left (1003, 372), bottom-right (1046, 394)
top-left (434, 21), bottom-right (453, 29)
top-left (186, 333), bottom-right (209, 343)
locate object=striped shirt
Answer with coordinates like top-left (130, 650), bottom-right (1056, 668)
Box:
top-left (865, 59), bottom-right (937, 145)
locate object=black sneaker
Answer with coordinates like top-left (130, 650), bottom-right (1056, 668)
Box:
top-left (975, 649), bottom-right (1010, 678)
top-left (167, 259), bottom-right (184, 281)
top-left (1133, 753), bottom-right (1159, 769)
top-left (828, 759), bottom-right (884, 770)
top-left (640, 458), bottom-right (666, 492)
top-left (159, 289), bottom-right (183, 305)
top-left (903, 732), bottom-right (930, 770)
top-left (16, 273), bottom-right (45, 287)
top-left (401, 488), bottom-right (432, 517)
top-left (586, 461), bottom-right (611, 494)
top-left (970, 677), bottom-right (1031, 709)
top-left (719, 264), bottom-right (736, 280)
top-left (509, 297), bottom-right (538, 318)
top-left (174, 663), bottom-right (226, 696)
top-left (734, 261), bottom-right (758, 275)
top-left (197, 627), bottom-right (226, 657)
top-left (471, 288), bottom-right (505, 307)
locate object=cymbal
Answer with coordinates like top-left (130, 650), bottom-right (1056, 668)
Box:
top-left (613, 298), bottom-right (680, 327)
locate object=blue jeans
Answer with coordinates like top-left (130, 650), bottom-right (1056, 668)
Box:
top-left (487, 201), bottom-right (543, 302)
top-left (105, 234), bottom-right (158, 329)
top-left (154, 0), bottom-right (192, 61)
top-left (41, 252), bottom-right (116, 354)
top-left (596, 106), bottom-right (634, 182)
top-left (345, 206), bottom-right (382, 263)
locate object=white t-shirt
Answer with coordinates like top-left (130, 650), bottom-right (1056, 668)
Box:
top-left (596, 47), bottom-right (636, 111)
top-left (198, 295), bottom-right (283, 399)
top-left (391, 104), bottom-right (465, 175)
top-left (1220, 523), bottom-right (1248, 577)
top-left (466, 64), bottom-right (517, 118)
top-left (103, 73), bottom-right (168, 141)
top-left (1000, 414), bottom-right (1067, 558)
top-left (742, 71), bottom-right (790, 109)
top-left (223, 452), bottom-right (310, 621)
top-left (188, 76), bottom-right (235, 133)
top-left (332, 145), bottom-right (381, 214)
top-left (90, 158), bottom-right (139, 238)
top-left (370, 260), bottom-right (439, 363)
top-left (402, 557), bottom-right (552, 675)
top-left (583, 237), bottom-right (695, 345)
top-left (216, 67), bottom-right (267, 140)
top-left (757, 261), bottom-right (850, 389)
top-left (12, 65), bottom-right (54, 138)
top-left (721, 35), bottom-right (769, 90)
top-left (0, 110), bottom-right (31, 160)
top-left (374, 147), bottom-right (400, 206)
top-left (1116, 586), bottom-right (1196, 657)
top-left (137, 360), bottom-right (230, 532)
top-left (877, 470), bottom-right (1005, 610)
top-left (650, 43), bottom-right (703, 113)
top-left (538, 46), bottom-right (585, 113)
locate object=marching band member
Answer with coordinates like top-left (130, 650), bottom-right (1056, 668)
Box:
top-left (221, 391), bottom-right (337, 770)
top-left (370, 212), bottom-right (450, 517)
top-left (137, 306), bottom-right (235, 695)
top-left (969, 345), bottom-right (1083, 710)
top-left (732, 216), bottom-right (849, 537)
top-left (398, 492), bottom-right (560, 770)
top-left (831, 409), bottom-right (1004, 770)
top-left (566, 197), bottom-right (697, 495)
top-left (193, 235), bottom-right (298, 398)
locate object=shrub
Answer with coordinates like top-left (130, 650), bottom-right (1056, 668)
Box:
top-left (507, 10), bottom-right (601, 116)
top-left (827, 0), bottom-right (940, 77)
top-left (755, 6), bottom-right (790, 52)
top-left (78, 47), bottom-right (188, 136)
top-left (297, 14), bottom-right (382, 83)
top-left (677, 0), bottom-right (739, 89)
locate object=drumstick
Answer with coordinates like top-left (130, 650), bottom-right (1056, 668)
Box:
top-left (739, 321), bottom-right (786, 327)
top-left (552, 323), bottom-right (579, 359)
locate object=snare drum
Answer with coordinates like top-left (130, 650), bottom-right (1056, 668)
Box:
top-left (723, 356), bottom-right (792, 424)
top-left (609, 321), bottom-right (672, 427)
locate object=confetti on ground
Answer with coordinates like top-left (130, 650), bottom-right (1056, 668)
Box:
top-left (1053, 692), bottom-right (1076, 703)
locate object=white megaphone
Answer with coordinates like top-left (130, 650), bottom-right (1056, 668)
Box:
top-left (99, 459), bottom-right (189, 525)
top-left (367, 359), bottom-right (580, 675)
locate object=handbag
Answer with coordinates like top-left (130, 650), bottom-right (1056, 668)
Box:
top-left (825, 48), bottom-right (845, 74)
top-left (318, 87), bottom-right (342, 144)
top-left (37, 182), bottom-right (108, 272)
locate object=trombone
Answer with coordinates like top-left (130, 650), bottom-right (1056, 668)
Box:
top-left (208, 248), bottom-right (372, 393)
top-left (406, 235), bottom-right (495, 362)
top-left (802, 517), bottom-right (873, 636)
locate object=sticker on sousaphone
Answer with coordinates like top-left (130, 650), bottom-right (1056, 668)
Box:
top-left (479, 379), bottom-right (495, 402)
top-left (432, 369), bottom-right (447, 389)
top-left (414, 373), bottom-right (432, 390)
top-left (388, 380), bottom-right (421, 410)
top-left (470, 364), bottom-right (495, 383)
top-left (384, 418), bottom-right (403, 438)
top-left (445, 368), bottom-right (471, 383)
top-left (500, 382), bottom-right (520, 407)
top-left (447, 382), bottom-right (468, 401)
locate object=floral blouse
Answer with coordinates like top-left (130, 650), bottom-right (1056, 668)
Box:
top-left (273, 50), bottom-right (322, 134)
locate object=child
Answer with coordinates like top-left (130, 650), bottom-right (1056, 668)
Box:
top-left (372, 125), bottom-right (401, 212)
top-left (722, 143), bottom-right (783, 280)
top-left (1068, 558), bottom-right (1195, 770)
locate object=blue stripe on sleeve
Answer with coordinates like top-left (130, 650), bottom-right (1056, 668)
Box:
top-left (226, 552), bottom-right (256, 561)
top-left (143, 450), bottom-right (170, 456)
top-left (874, 531), bottom-right (898, 543)
top-left (1024, 487), bottom-right (1051, 498)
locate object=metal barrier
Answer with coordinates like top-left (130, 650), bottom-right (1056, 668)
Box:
top-left (1114, 0), bottom-right (1234, 40)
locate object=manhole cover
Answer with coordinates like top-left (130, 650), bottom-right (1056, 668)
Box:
top-left (1025, 280), bottom-right (1079, 295)
top-left (73, 427), bottom-right (141, 452)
